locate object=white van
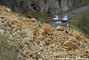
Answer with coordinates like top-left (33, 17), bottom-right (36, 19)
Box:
top-left (53, 15), bottom-right (59, 21)
top-left (62, 15), bottom-right (68, 22)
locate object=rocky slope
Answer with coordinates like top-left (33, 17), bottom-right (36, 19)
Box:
top-left (0, 0), bottom-right (89, 15)
top-left (0, 6), bottom-right (89, 60)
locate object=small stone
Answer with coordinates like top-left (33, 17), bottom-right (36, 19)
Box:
top-left (26, 18), bottom-right (30, 21)
top-left (20, 29), bottom-right (26, 37)
top-left (30, 18), bottom-right (36, 22)
top-left (24, 44), bottom-right (29, 49)
top-left (5, 8), bottom-right (11, 12)
top-left (64, 40), bottom-right (75, 49)
top-left (25, 29), bottom-right (34, 40)
top-left (43, 24), bottom-right (54, 34)
top-left (9, 34), bottom-right (13, 40)
top-left (38, 35), bottom-right (44, 40)
top-left (0, 28), bottom-right (4, 34)
top-left (38, 28), bottom-right (44, 34)
top-left (73, 30), bottom-right (80, 39)
top-left (56, 26), bottom-right (64, 31)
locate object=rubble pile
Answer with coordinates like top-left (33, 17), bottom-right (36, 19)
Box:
top-left (0, 5), bottom-right (89, 60)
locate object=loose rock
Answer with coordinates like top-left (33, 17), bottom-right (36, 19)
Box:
top-left (0, 5), bottom-right (89, 60)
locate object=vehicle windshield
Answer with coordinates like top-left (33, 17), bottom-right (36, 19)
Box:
top-left (54, 15), bottom-right (59, 18)
top-left (63, 15), bottom-right (68, 19)
top-left (64, 15), bottom-right (67, 18)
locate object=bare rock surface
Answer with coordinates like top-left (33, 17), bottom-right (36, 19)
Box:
top-left (0, 6), bottom-right (89, 60)
top-left (0, 0), bottom-right (88, 15)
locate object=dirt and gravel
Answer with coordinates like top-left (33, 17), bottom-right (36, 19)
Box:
top-left (0, 5), bottom-right (89, 60)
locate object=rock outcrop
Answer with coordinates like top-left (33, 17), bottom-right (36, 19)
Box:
top-left (0, 0), bottom-right (88, 15)
top-left (0, 6), bottom-right (89, 60)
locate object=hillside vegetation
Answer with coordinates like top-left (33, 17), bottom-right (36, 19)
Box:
top-left (70, 10), bottom-right (89, 35)
top-left (24, 9), bottom-right (50, 21)
top-left (0, 35), bottom-right (18, 60)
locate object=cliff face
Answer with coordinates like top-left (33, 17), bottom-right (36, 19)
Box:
top-left (0, 0), bottom-right (88, 15)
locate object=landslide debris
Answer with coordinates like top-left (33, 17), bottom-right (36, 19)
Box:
top-left (0, 5), bottom-right (89, 60)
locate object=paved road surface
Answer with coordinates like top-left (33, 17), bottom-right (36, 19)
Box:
top-left (43, 5), bottom-right (89, 27)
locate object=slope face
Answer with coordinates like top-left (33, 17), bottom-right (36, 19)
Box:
top-left (0, 6), bottom-right (89, 60)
